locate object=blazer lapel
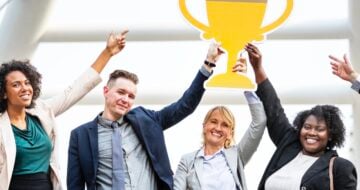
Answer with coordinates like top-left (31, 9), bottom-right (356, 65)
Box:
top-left (301, 151), bottom-right (336, 184)
top-left (194, 155), bottom-right (204, 188)
top-left (224, 148), bottom-right (243, 189)
top-left (86, 118), bottom-right (99, 172)
top-left (0, 112), bottom-right (16, 183)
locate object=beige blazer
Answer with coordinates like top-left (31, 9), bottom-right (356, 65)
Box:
top-left (0, 68), bottom-right (101, 190)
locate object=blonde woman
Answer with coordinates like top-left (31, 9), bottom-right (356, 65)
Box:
top-left (174, 90), bottom-right (266, 190)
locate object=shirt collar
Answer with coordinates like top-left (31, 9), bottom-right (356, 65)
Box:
top-left (196, 147), bottom-right (225, 160)
top-left (97, 113), bottom-right (124, 129)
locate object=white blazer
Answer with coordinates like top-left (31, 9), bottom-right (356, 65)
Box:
top-left (173, 102), bottom-right (267, 190)
top-left (0, 68), bottom-right (101, 190)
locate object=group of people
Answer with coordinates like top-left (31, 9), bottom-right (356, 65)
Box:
top-left (0, 30), bottom-right (358, 190)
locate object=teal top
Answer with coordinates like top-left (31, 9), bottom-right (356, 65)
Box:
top-left (11, 114), bottom-right (52, 175)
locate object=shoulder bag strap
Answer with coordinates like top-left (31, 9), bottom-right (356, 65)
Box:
top-left (329, 156), bottom-right (336, 190)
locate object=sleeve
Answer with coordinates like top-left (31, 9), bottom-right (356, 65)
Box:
top-left (173, 155), bottom-right (190, 190)
top-left (351, 76), bottom-right (360, 94)
top-left (154, 70), bottom-right (209, 130)
top-left (333, 157), bottom-right (358, 190)
top-left (67, 130), bottom-right (86, 190)
top-left (44, 68), bottom-right (102, 117)
top-left (255, 79), bottom-right (293, 146)
top-left (237, 98), bottom-right (267, 166)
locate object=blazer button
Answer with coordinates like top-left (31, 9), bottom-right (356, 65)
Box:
top-left (301, 187), bottom-right (306, 190)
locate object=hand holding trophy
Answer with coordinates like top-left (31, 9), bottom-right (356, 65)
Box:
top-left (179, 0), bottom-right (293, 89)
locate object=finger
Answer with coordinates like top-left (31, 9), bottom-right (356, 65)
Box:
top-left (328, 55), bottom-right (342, 63)
top-left (121, 29), bottom-right (129, 36)
top-left (343, 54), bottom-right (351, 66)
top-left (217, 47), bottom-right (225, 54)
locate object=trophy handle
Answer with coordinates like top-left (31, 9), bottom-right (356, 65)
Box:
top-left (179, 0), bottom-right (210, 34)
top-left (260, 0), bottom-right (293, 34)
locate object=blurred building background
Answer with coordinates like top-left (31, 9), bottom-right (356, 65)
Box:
top-left (0, 0), bottom-right (359, 189)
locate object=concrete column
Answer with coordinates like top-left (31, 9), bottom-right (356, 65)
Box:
top-left (0, 0), bottom-right (54, 62)
top-left (349, 0), bottom-right (360, 187)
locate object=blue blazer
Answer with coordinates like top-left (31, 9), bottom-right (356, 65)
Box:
top-left (67, 71), bottom-right (209, 190)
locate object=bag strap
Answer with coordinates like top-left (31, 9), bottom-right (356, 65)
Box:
top-left (329, 156), bottom-right (336, 190)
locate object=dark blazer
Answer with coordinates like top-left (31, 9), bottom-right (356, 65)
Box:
top-left (67, 71), bottom-right (209, 190)
top-left (256, 79), bottom-right (357, 190)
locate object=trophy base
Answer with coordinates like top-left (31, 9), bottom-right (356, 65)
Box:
top-left (205, 73), bottom-right (256, 90)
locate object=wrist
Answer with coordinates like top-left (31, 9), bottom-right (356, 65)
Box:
top-left (350, 72), bottom-right (359, 82)
top-left (105, 46), bottom-right (114, 57)
top-left (204, 60), bottom-right (216, 67)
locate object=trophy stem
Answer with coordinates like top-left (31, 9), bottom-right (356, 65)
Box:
top-left (226, 50), bottom-right (238, 74)
top-left (205, 48), bottom-right (256, 89)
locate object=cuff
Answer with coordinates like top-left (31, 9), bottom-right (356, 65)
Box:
top-left (200, 65), bottom-right (213, 77)
top-left (244, 91), bottom-right (261, 104)
top-left (351, 78), bottom-right (360, 93)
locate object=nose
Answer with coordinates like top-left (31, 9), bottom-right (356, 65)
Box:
top-left (21, 83), bottom-right (31, 91)
top-left (214, 124), bottom-right (222, 130)
top-left (120, 95), bottom-right (129, 102)
top-left (308, 128), bottom-right (317, 135)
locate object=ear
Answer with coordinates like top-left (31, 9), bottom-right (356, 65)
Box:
top-left (103, 86), bottom-right (109, 95)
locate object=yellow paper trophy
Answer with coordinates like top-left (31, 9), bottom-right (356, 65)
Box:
top-left (179, 0), bottom-right (293, 89)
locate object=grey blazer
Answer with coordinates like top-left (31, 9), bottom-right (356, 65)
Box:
top-left (173, 102), bottom-right (266, 190)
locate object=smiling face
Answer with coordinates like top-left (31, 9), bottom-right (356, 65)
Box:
top-left (5, 71), bottom-right (33, 110)
top-left (203, 107), bottom-right (234, 150)
top-left (102, 77), bottom-right (137, 121)
top-left (300, 115), bottom-right (330, 157)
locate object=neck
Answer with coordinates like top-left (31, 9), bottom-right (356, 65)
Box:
top-left (204, 144), bottom-right (223, 156)
top-left (102, 110), bottom-right (122, 121)
top-left (7, 106), bottom-right (27, 130)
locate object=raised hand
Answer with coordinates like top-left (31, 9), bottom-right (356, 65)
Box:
top-left (329, 54), bottom-right (357, 82)
top-left (206, 42), bottom-right (225, 64)
top-left (244, 43), bottom-right (267, 84)
top-left (106, 30), bottom-right (129, 56)
top-left (245, 43), bottom-right (262, 70)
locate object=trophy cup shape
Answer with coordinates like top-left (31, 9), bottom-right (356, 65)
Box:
top-left (179, 0), bottom-right (293, 89)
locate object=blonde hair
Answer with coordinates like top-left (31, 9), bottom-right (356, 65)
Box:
top-left (202, 106), bottom-right (235, 148)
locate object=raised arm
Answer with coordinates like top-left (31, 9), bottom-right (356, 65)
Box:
top-left (237, 91), bottom-right (266, 165)
top-left (154, 42), bottom-right (224, 129)
top-left (91, 30), bottom-right (128, 73)
top-left (242, 43), bottom-right (292, 146)
top-left (45, 30), bottom-right (129, 116)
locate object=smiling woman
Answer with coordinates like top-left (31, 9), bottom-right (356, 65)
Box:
top-left (173, 91), bottom-right (267, 190)
top-left (0, 32), bottom-right (127, 190)
top-left (242, 43), bottom-right (358, 190)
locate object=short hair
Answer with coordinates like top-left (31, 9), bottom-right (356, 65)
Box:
top-left (0, 60), bottom-right (42, 113)
top-left (202, 106), bottom-right (236, 148)
top-left (293, 105), bottom-right (345, 150)
top-left (106, 69), bottom-right (139, 87)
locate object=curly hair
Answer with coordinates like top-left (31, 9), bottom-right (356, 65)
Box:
top-left (293, 105), bottom-right (345, 150)
top-left (0, 60), bottom-right (42, 113)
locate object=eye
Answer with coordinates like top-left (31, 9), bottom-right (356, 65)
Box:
top-left (222, 123), bottom-right (230, 128)
top-left (25, 80), bottom-right (31, 86)
top-left (210, 119), bottom-right (217, 124)
top-left (303, 124), bottom-right (311, 130)
top-left (12, 83), bottom-right (20, 88)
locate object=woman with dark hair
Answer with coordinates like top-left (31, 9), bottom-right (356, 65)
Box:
top-left (0, 30), bottom-right (128, 190)
top-left (233, 43), bottom-right (357, 190)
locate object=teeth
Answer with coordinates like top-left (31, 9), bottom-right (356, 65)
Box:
top-left (20, 95), bottom-right (30, 100)
top-left (306, 138), bottom-right (317, 144)
top-left (211, 132), bottom-right (221, 137)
